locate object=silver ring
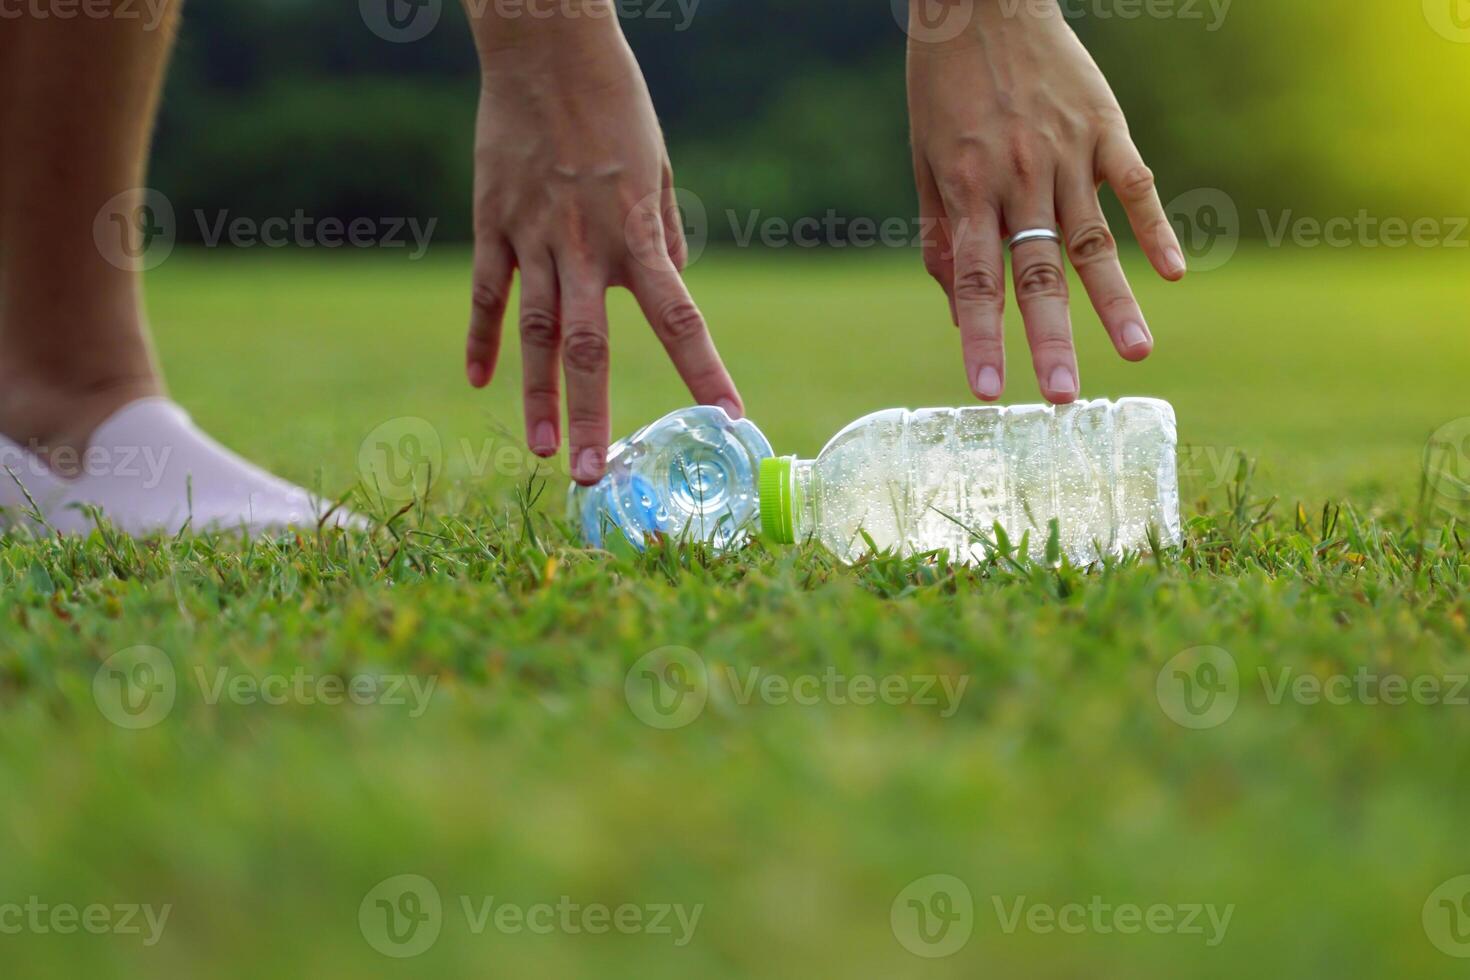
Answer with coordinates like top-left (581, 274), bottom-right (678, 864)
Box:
top-left (1007, 228), bottom-right (1062, 250)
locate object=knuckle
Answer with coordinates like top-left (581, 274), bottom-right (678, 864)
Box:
top-left (1098, 293), bottom-right (1138, 319)
top-left (1143, 216), bottom-right (1175, 243)
top-left (626, 222), bottom-right (666, 264)
top-left (1016, 262), bottom-right (1069, 300)
top-left (567, 409), bottom-right (605, 431)
top-left (1118, 164), bottom-right (1157, 200)
top-left (1066, 223), bottom-right (1117, 265)
top-left (1006, 132), bottom-right (1042, 185)
top-left (935, 142), bottom-right (991, 197)
top-left (519, 308), bottom-right (560, 350)
top-left (470, 280), bottom-right (507, 321)
top-left (954, 266), bottom-right (1006, 305)
top-left (922, 249), bottom-right (951, 283)
top-left (965, 335), bottom-right (1005, 358)
top-left (654, 299), bottom-right (707, 342)
top-left (562, 329), bottom-right (609, 374)
top-left (1031, 337), bottom-right (1076, 357)
top-left (938, 167), bottom-right (985, 204)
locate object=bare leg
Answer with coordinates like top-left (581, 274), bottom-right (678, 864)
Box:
top-left (0, 3), bottom-right (362, 535)
top-left (0, 1), bottom-right (178, 457)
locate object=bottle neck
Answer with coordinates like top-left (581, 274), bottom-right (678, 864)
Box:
top-left (789, 458), bottom-right (816, 542)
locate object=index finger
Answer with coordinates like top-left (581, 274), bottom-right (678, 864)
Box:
top-left (1098, 129), bottom-right (1187, 282)
top-left (627, 262), bottom-right (744, 420)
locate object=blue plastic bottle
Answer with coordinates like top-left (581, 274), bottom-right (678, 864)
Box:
top-left (568, 406), bottom-right (773, 553)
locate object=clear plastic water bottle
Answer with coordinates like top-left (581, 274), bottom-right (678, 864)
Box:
top-left (568, 406), bottom-right (773, 552)
top-left (758, 398), bottom-right (1180, 565)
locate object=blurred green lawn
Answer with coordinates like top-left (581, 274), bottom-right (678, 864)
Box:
top-left (2, 246), bottom-right (1469, 979)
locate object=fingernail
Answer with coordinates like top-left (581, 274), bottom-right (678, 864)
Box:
top-left (575, 447), bottom-right (605, 482)
top-left (717, 398), bottom-right (743, 420)
top-left (1164, 246), bottom-right (1187, 277)
top-left (976, 365), bottom-right (1002, 399)
top-left (532, 422), bottom-right (557, 457)
top-left (1122, 322), bottom-right (1151, 351)
top-left (467, 362), bottom-right (487, 388)
top-left (1048, 365), bottom-right (1077, 398)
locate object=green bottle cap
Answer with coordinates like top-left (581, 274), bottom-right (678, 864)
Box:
top-left (759, 456), bottom-right (795, 544)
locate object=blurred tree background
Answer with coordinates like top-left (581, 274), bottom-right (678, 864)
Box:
top-left (151, 0), bottom-right (1470, 244)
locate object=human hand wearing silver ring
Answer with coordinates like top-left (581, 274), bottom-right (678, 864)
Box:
top-left (908, 0), bottom-right (1188, 405)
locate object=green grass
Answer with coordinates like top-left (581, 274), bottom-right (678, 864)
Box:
top-left (3, 245), bottom-right (1470, 978)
